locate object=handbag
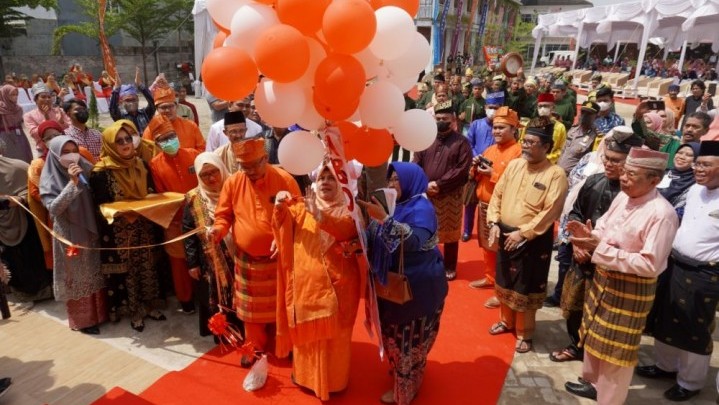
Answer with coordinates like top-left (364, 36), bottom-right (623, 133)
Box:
top-left (375, 234), bottom-right (413, 305)
top-left (462, 178), bottom-right (479, 205)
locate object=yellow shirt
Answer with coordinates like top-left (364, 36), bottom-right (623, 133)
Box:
top-left (518, 120), bottom-right (566, 164)
top-left (487, 158), bottom-right (568, 240)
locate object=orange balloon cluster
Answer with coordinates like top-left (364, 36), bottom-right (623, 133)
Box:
top-left (368, 0), bottom-right (420, 17)
top-left (338, 122), bottom-right (394, 166)
top-left (322, 0), bottom-right (377, 54)
top-left (254, 25), bottom-right (310, 83)
top-left (277, 0), bottom-right (331, 36)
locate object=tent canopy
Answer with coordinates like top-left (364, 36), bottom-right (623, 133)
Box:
top-left (192, 0), bottom-right (218, 84)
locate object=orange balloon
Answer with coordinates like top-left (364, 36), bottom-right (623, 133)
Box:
top-left (322, 0), bottom-right (377, 54)
top-left (254, 24), bottom-right (310, 83)
top-left (202, 47), bottom-right (258, 102)
top-left (212, 17), bottom-right (230, 34)
top-left (314, 54), bottom-right (366, 107)
top-left (254, 0), bottom-right (276, 4)
top-left (277, 0), bottom-right (331, 36)
top-left (313, 91), bottom-right (359, 121)
top-left (368, 0), bottom-right (420, 17)
top-left (335, 121), bottom-right (360, 159)
top-left (212, 31), bottom-right (227, 49)
top-left (352, 127), bottom-right (393, 167)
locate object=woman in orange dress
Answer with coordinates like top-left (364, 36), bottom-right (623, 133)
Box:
top-left (272, 164), bottom-right (364, 401)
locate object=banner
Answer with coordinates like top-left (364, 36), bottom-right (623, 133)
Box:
top-left (464, 0), bottom-right (481, 56)
top-left (98, 0), bottom-right (118, 78)
top-left (437, 0), bottom-right (452, 64)
top-left (449, 0), bottom-right (464, 58)
top-left (483, 46), bottom-right (505, 66)
top-left (475, 0), bottom-right (490, 62)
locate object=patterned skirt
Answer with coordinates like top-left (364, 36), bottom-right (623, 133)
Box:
top-left (429, 187), bottom-right (463, 244)
top-left (579, 266), bottom-right (657, 367)
top-left (234, 252), bottom-right (277, 324)
top-left (381, 305), bottom-right (444, 405)
top-left (476, 201), bottom-right (497, 252)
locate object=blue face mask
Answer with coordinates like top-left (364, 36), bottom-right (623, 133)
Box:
top-left (159, 137), bottom-right (180, 155)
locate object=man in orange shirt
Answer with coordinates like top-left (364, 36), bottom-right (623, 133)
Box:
top-left (143, 87), bottom-right (205, 151)
top-left (148, 114), bottom-right (200, 314)
top-left (209, 137), bottom-right (300, 367)
top-left (468, 107), bottom-right (522, 308)
top-left (664, 84), bottom-right (685, 128)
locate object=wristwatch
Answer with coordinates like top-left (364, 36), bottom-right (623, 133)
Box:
top-left (488, 221), bottom-right (497, 228)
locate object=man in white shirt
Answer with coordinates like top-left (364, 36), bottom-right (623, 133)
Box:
top-left (205, 99), bottom-right (262, 152)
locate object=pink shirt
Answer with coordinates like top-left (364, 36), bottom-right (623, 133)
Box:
top-left (591, 189), bottom-right (679, 277)
top-left (23, 107), bottom-right (72, 143)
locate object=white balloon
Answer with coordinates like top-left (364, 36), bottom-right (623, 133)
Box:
top-left (391, 109), bottom-right (436, 152)
top-left (385, 31), bottom-right (431, 79)
top-left (227, 3), bottom-right (279, 55)
top-left (359, 81), bottom-right (405, 129)
top-left (297, 88), bottom-right (325, 131)
top-left (207, 0), bottom-right (248, 32)
top-left (386, 74), bottom-right (418, 93)
top-left (254, 79), bottom-right (306, 128)
top-left (278, 130), bottom-right (325, 175)
top-left (353, 48), bottom-right (387, 80)
top-left (369, 6), bottom-right (416, 61)
top-left (296, 38), bottom-right (327, 87)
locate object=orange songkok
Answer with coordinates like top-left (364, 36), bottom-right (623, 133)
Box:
top-left (232, 137), bottom-right (267, 163)
top-left (153, 87), bottom-right (176, 106)
top-left (147, 114), bottom-right (175, 138)
top-left (492, 106), bottom-right (519, 127)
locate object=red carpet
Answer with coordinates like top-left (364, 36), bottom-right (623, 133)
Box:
top-left (95, 237), bottom-right (515, 405)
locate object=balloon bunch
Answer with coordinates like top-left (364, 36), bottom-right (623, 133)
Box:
top-left (202, 0), bottom-right (437, 175)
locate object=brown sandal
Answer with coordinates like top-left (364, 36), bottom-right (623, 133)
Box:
top-left (488, 322), bottom-right (513, 335)
top-left (549, 346), bottom-right (581, 362)
top-left (515, 339), bottom-right (533, 353)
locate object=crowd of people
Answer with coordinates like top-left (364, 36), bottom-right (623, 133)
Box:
top-left (1, 58), bottom-right (719, 405)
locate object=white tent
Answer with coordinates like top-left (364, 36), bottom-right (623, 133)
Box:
top-left (531, 0), bottom-right (719, 88)
top-left (192, 0), bottom-right (218, 88)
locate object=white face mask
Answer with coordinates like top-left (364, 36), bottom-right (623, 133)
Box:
top-left (59, 152), bottom-right (80, 168)
top-left (132, 135), bottom-right (141, 149)
top-left (597, 101), bottom-right (611, 112)
top-left (538, 107), bottom-right (551, 117)
top-left (485, 108), bottom-right (496, 119)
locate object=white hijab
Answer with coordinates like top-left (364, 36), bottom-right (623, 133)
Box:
top-left (193, 152), bottom-right (229, 220)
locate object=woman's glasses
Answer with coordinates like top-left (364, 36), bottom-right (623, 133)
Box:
top-left (115, 136), bottom-right (133, 145)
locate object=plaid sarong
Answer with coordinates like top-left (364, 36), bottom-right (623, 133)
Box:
top-left (234, 252), bottom-right (277, 324)
top-left (579, 266), bottom-right (657, 367)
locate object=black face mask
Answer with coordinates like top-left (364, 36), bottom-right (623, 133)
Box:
top-left (75, 108), bottom-right (89, 124)
top-left (436, 121), bottom-right (451, 133)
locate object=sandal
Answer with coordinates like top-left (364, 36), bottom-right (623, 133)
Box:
top-left (445, 270), bottom-right (457, 281)
top-left (488, 322), bottom-right (513, 335)
top-left (549, 346), bottom-right (582, 362)
top-left (515, 339), bottom-right (533, 353)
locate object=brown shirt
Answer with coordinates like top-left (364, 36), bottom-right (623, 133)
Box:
top-left (412, 131), bottom-right (472, 193)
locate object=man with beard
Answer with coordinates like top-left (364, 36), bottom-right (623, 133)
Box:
top-left (413, 100), bottom-right (473, 281)
top-left (486, 120), bottom-right (568, 353)
top-left (639, 141), bottom-right (719, 402)
top-left (109, 68), bottom-right (155, 135)
top-left (548, 130), bottom-right (644, 363)
top-left (62, 98), bottom-right (102, 160)
top-left (564, 148), bottom-right (678, 404)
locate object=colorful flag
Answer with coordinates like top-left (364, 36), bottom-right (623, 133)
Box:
top-left (98, 0), bottom-right (117, 78)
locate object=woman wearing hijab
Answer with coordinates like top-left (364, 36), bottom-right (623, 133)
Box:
top-left (658, 109), bottom-right (677, 138)
top-left (89, 122), bottom-right (166, 332)
top-left (358, 162), bottom-right (448, 405)
top-left (183, 152), bottom-right (238, 338)
top-left (40, 136), bottom-right (107, 334)
top-left (657, 142), bottom-right (700, 220)
top-left (272, 163), bottom-right (363, 401)
top-left (0, 84), bottom-right (32, 163)
top-left (0, 139), bottom-right (52, 306)
top-left (115, 119), bottom-right (158, 165)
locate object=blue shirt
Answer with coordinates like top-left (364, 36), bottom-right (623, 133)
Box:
top-left (594, 112), bottom-right (624, 135)
top-left (466, 118), bottom-right (495, 157)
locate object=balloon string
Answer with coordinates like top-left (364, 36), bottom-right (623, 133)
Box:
top-left (4, 195), bottom-right (202, 251)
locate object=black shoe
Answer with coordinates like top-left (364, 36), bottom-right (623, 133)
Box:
top-left (445, 270), bottom-right (457, 281)
top-left (552, 241), bottom-right (561, 251)
top-left (180, 301), bottom-right (196, 315)
top-left (461, 233), bottom-right (470, 242)
top-left (0, 377), bottom-right (12, 398)
top-left (544, 296), bottom-right (560, 308)
top-left (240, 355), bottom-right (255, 368)
top-left (664, 384), bottom-right (700, 402)
top-left (79, 325), bottom-right (100, 335)
top-left (635, 364), bottom-right (678, 379)
top-left (565, 381), bottom-right (597, 401)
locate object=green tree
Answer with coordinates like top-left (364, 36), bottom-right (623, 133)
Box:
top-left (51, 0), bottom-right (124, 55)
top-left (507, 20), bottom-right (535, 59)
top-left (116, 0), bottom-right (193, 84)
top-left (0, 0), bottom-right (57, 38)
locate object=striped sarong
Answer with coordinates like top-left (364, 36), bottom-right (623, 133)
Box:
top-left (579, 266), bottom-right (657, 367)
top-left (234, 252), bottom-right (277, 324)
top-left (429, 187), bottom-right (463, 244)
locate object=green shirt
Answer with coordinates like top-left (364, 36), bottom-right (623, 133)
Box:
top-left (554, 96), bottom-right (576, 130)
top-left (459, 97), bottom-right (486, 125)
